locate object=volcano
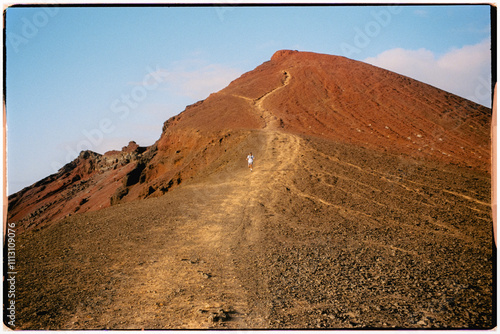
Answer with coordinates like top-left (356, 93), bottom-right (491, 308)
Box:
top-left (7, 50), bottom-right (494, 329)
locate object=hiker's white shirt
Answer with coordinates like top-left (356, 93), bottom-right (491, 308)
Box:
top-left (247, 155), bottom-right (254, 164)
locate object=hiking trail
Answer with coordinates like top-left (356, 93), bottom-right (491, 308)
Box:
top-left (99, 69), bottom-right (302, 329)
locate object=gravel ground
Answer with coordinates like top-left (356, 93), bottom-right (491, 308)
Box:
top-left (12, 130), bottom-right (494, 329)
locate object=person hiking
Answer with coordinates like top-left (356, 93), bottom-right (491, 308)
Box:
top-left (247, 152), bottom-right (254, 172)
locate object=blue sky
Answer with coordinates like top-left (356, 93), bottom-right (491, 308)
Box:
top-left (5, 5), bottom-right (493, 194)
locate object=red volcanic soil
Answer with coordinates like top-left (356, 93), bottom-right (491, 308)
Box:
top-left (226, 50), bottom-right (490, 170)
top-left (7, 142), bottom-right (146, 232)
top-left (8, 50), bottom-right (491, 232)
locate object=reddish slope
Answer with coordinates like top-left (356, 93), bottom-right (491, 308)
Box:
top-left (7, 142), bottom-right (146, 232)
top-left (8, 50), bottom-right (492, 232)
top-left (227, 50), bottom-right (491, 170)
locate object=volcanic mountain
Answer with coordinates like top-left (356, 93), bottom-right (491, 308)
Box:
top-left (8, 50), bottom-right (494, 329)
top-left (8, 50), bottom-right (491, 232)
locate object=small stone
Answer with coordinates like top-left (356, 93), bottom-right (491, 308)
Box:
top-left (209, 309), bottom-right (230, 322)
top-left (199, 271), bottom-right (212, 279)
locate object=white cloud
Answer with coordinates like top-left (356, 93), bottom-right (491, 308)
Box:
top-left (364, 39), bottom-right (492, 107)
top-left (174, 63), bottom-right (242, 99)
top-left (147, 60), bottom-right (243, 100)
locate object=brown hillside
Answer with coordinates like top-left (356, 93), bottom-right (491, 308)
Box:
top-left (224, 50), bottom-right (491, 170)
top-left (8, 50), bottom-right (492, 232)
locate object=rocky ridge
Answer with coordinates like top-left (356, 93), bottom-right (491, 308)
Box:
top-left (8, 141), bottom-right (148, 232)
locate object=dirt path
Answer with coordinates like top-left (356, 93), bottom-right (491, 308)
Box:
top-left (255, 70), bottom-right (291, 129)
top-left (149, 69), bottom-right (300, 328)
top-left (170, 130), bottom-right (301, 328)
top-left (102, 71), bottom-right (302, 329)
top-left (232, 69), bottom-right (291, 130)
top-left (163, 68), bottom-right (299, 327)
